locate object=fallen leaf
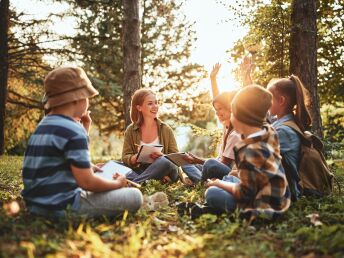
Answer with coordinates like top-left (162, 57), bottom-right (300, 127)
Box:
top-left (306, 213), bottom-right (323, 226)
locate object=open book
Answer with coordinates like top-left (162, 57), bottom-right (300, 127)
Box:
top-left (96, 160), bottom-right (132, 180)
top-left (164, 152), bottom-right (190, 167)
top-left (136, 144), bottom-right (164, 164)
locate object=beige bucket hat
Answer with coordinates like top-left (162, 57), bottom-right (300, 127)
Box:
top-left (43, 67), bottom-right (99, 109)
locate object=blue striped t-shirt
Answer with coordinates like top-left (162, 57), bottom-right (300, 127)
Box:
top-left (21, 114), bottom-right (91, 215)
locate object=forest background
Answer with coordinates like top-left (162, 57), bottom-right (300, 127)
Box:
top-left (1, 0), bottom-right (342, 160)
top-left (0, 1), bottom-right (344, 257)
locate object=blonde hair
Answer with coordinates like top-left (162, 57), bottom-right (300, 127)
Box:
top-left (130, 88), bottom-right (156, 126)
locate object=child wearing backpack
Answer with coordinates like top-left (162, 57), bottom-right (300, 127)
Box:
top-left (189, 85), bottom-right (290, 219)
top-left (22, 67), bottom-right (143, 218)
top-left (267, 75), bottom-right (311, 200)
top-left (267, 75), bottom-right (333, 198)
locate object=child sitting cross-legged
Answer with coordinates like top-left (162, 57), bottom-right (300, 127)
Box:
top-left (21, 67), bottom-right (143, 218)
top-left (189, 85), bottom-right (291, 220)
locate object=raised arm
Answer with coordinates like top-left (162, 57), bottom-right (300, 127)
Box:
top-left (240, 56), bottom-right (254, 87)
top-left (210, 63), bottom-right (221, 98)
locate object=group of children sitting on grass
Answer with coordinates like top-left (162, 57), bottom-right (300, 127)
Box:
top-left (21, 63), bottom-right (317, 220)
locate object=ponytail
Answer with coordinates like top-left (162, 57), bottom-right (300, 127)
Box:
top-left (289, 75), bottom-right (312, 131)
top-left (269, 75), bottom-right (312, 131)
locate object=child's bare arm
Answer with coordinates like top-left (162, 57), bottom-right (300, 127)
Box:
top-left (210, 63), bottom-right (221, 98)
top-left (71, 165), bottom-right (127, 192)
top-left (206, 179), bottom-right (236, 193)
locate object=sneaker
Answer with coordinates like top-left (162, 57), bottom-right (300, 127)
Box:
top-left (190, 204), bottom-right (222, 220)
top-left (176, 202), bottom-right (196, 217)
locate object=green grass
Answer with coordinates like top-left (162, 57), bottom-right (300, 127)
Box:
top-left (1, 156), bottom-right (344, 258)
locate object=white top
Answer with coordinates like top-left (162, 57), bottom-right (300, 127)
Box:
top-left (140, 137), bottom-right (160, 145)
top-left (218, 129), bottom-right (241, 160)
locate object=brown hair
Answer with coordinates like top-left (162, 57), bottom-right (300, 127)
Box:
top-left (269, 75), bottom-right (311, 131)
top-left (130, 88), bottom-right (156, 126)
top-left (212, 90), bottom-right (238, 130)
top-left (212, 90), bottom-right (238, 111)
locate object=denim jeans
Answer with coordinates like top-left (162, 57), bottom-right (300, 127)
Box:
top-left (201, 158), bottom-right (232, 181)
top-left (126, 156), bottom-right (179, 183)
top-left (204, 175), bottom-right (240, 213)
top-left (77, 188), bottom-right (143, 217)
top-left (182, 159), bottom-right (232, 183)
top-left (181, 164), bottom-right (203, 183)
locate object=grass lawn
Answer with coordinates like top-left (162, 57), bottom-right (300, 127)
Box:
top-left (1, 156), bottom-right (343, 258)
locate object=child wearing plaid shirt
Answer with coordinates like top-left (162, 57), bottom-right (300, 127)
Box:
top-left (205, 85), bottom-right (291, 218)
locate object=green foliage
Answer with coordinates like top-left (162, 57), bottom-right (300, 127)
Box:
top-left (5, 9), bottom-right (55, 152)
top-left (1, 156), bottom-right (344, 257)
top-left (229, 0), bottom-right (291, 86)
top-left (317, 0), bottom-right (344, 105)
top-left (0, 156), bottom-right (23, 201)
top-left (68, 0), bottom-right (209, 134)
top-left (228, 0), bottom-right (344, 140)
top-left (321, 102), bottom-right (344, 143)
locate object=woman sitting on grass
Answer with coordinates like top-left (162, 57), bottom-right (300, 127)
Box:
top-left (122, 88), bottom-right (180, 184)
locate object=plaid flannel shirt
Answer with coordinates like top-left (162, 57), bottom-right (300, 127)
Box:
top-left (232, 125), bottom-right (291, 214)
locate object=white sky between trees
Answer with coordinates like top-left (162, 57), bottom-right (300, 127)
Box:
top-left (12, 0), bottom-right (248, 93)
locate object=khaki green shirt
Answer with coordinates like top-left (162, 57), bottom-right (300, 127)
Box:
top-left (122, 119), bottom-right (179, 168)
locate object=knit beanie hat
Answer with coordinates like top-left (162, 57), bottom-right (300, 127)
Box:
top-left (43, 67), bottom-right (99, 109)
top-left (231, 84), bottom-right (272, 127)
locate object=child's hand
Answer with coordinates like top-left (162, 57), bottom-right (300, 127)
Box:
top-left (92, 163), bottom-right (103, 173)
top-left (186, 152), bottom-right (205, 164)
top-left (80, 111), bottom-right (92, 133)
top-left (112, 173), bottom-right (128, 187)
top-left (206, 178), bottom-right (220, 187)
top-left (210, 63), bottom-right (221, 80)
top-left (150, 151), bottom-right (163, 160)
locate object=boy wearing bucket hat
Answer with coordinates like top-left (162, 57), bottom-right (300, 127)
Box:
top-left (22, 67), bottom-right (142, 218)
top-left (201, 85), bottom-right (291, 219)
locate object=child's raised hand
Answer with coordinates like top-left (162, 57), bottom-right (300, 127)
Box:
top-left (210, 63), bottom-right (221, 80)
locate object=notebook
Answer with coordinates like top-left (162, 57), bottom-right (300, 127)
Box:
top-left (136, 144), bottom-right (164, 164)
top-left (96, 160), bottom-right (132, 180)
top-left (164, 152), bottom-right (190, 167)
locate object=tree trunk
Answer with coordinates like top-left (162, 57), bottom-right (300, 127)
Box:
top-left (289, 0), bottom-right (322, 137)
top-left (122, 0), bottom-right (141, 128)
top-left (0, 0), bottom-right (9, 155)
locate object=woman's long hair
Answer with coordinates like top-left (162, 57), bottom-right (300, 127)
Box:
top-left (269, 75), bottom-right (312, 131)
top-left (130, 88), bottom-right (155, 126)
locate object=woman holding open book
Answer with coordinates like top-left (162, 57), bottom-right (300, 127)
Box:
top-left (121, 88), bottom-right (179, 184)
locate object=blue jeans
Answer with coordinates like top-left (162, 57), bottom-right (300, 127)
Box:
top-left (126, 156), bottom-right (179, 183)
top-left (182, 159), bottom-right (232, 183)
top-left (205, 175), bottom-right (240, 213)
top-left (181, 164), bottom-right (203, 183)
top-left (202, 158), bottom-right (232, 181)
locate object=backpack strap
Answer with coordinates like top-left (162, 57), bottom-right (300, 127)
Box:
top-left (281, 120), bottom-right (309, 144)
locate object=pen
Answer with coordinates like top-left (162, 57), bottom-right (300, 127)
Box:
top-left (126, 179), bottom-right (141, 188)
